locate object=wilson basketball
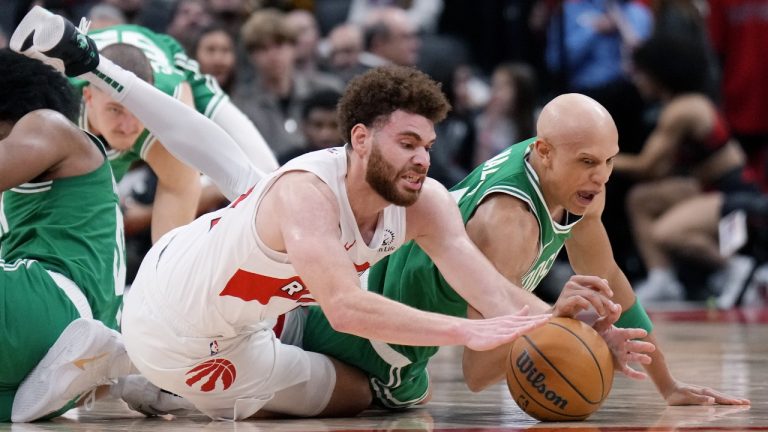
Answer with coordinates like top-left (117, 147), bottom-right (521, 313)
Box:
top-left (506, 317), bottom-right (614, 421)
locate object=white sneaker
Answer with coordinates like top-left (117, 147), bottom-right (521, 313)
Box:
top-left (714, 255), bottom-right (756, 310)
top-left (634, 270), bottom-right (685, 303)
top-left (11, 318), bottom-right (131, 422)
top-left (111, 374), bottom-right (195, 417)
top-left (10, 6), bottom-right (99, 77)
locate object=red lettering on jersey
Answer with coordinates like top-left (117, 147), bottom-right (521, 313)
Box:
top-left (209, 185), bottom-right (254, 230)
top-left (229, 185), bottom-right (255, 209)
top-left (219, 269), bottom-right (314, 304)
top-left (354, 262), bottom-right (370, 273)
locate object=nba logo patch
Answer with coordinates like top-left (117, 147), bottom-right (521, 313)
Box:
top-left (185, 358), bottom-right (237, 392)
top-left (210, 340), bottom-right (219, 355)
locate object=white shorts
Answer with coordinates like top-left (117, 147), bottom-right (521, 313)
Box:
top-left (122, 245), bottom-right (336, 420)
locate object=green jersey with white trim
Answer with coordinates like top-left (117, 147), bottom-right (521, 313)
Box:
top-left (73, 24), bottom-right (228, 180)
top-left (302, 138), bottom-right (583, 408)
top-left (0, 133), bottom-right (126, 329)
top-left (87, 25), bottom-right (228, 119)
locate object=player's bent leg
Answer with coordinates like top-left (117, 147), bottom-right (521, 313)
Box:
top-left (311, 356), bottom-right (371, 417)
top-left (11, 318), bottom-right (130, 422)
top-left (257, 353), bottom-right (371, 419)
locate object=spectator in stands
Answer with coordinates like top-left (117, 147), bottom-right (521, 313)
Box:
top-left (429, 63), bottom-right (478, 187)
top-left (235, 9), bottom-right (343, 157)
top-left (473, 63), bottom-right (538, 167)
top-left (192, 23), bottom-right (237, 93)
top-left (709, 0), bottom-right (768, 192)
top-left (286, 9), bottom-right (323, 78)
top-left (348, 0), bottom-right (443, 34)
top-left (615, 35), bottom-right (759, 306)
top-left (325, 22), bottom-right (366, 82)
top-left (359, 7), bottom-right (420, 68)
top-left (278, 88), bottom-right (343, 164)
top-left (166, 0), bottom-right (212, 51)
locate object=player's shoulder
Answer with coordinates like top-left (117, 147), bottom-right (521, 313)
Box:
top-left (12, 110), bottom-right (99, 161)
top-left (273, 170), bottom-right (337, 205)
top-left (16, 109), bottom-right (78, 138)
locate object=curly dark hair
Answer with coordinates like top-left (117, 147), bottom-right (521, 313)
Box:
top-left (632, 34), bottom-right (710, 96)
top-left (338, 66), bottom-right (450, 143)
top-left (0, 49), bottom-right (80, 123)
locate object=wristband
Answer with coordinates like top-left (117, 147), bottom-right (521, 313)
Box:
top-left (615, 299), bottom-right (653, 334)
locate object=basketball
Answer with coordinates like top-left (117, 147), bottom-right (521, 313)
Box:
top-left (506, 317), bottom-right (614, 421)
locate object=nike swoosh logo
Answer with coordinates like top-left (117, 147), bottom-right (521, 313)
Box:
top-left (72, 352), bottom-right (108, 370)
top-left (344, 240), bottom-right (356, 251)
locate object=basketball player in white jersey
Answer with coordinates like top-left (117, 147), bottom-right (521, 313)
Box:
top-left (12, 7), bottom-right (621, 421)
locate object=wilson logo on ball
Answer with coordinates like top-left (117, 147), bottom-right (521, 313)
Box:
top-left (515, 349), bottom-right (568, 410)
top-left (185, 358), bottom-right (237, 392)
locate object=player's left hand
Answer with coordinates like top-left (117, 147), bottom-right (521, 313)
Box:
top-left (592, 303), bottom-right (655, 380)
top-left (665, 381), bottom-right (751, 405)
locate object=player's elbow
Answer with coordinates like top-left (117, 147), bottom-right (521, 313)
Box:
top-left (323, 300), bottom-right (358, 335)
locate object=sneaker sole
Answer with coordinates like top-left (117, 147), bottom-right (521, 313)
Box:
top-left (11, 319), bottom-right (118, 422)
top-left (10, 6), bottom-right (66, 54)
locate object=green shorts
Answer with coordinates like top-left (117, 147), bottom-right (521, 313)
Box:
top-left (302, 306), bottom-right (432, 409)
top-left (0, 259), bottom-right (82, 422)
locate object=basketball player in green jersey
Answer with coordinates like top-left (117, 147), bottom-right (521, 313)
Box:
top-left (76, 41), bottom-right (202, 242)
top-left (0, 49), bottom-right (130, 422)
top-left (298, 94), bottom-right (751, 409)
top-left (82, 24), bottom-right (278, 173)
top-left (75, 24), bottom-right (278, 241)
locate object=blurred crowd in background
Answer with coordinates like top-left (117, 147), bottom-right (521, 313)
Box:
top-left (2, 0), bottom-right (768, 308)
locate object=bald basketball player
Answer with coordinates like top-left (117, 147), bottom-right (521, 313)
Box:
top-left (297, 93), bottom-right (751, 409)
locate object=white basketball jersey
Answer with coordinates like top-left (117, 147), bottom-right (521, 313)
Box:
top-left (142, 147), bottom-right (406, 337)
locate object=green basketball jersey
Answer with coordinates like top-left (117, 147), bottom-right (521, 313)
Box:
top-left (0, 134), bottom-right (126, 329)
top-left (374, 138), bottom-right (582, 356)
top-left (303, 139), bottom-right (584, 407)
top-left (452, 137), bottom-right (583, 290)
top-left (73, 25), bottom-right (227, 180)
top-left (86, 25), bottom-right (228, 118)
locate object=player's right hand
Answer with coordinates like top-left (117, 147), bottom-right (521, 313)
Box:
top-left (552, 275), bottom-right (617, 318)
top-left (462, 306), bottom-right (551, 352)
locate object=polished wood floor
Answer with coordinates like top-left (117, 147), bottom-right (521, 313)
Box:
top-left (3, 306), bottom-right (767, 432)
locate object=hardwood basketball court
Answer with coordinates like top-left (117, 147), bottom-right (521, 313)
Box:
top-left (3, 305), bottom-right (766, 432)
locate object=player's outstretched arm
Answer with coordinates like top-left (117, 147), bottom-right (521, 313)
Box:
top-left (210, 100), bottom-right (279, 174)
top-left (566, 194), bottom-right (749, 404)
top-left (83, 56), bottom-right (260, 200)
top-left (9, 7), bottom-right (261, 200)
top-left (266, 172), bottom-right (551, 349)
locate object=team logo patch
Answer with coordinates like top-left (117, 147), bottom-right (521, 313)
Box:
top-left (378, 229), bottom-right (396, 253)
top-left (185, 358), bottom-right (237, 392)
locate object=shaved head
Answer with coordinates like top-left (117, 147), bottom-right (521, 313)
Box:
top-left (537, 93), bottom-right (617, 151)
top-left (530, 93), bottom-right (620, 215)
